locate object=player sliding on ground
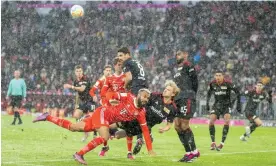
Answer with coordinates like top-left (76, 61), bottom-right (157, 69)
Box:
top-left (240, 82), bottom-right (272, 141)
top-left (33, 89), bottom-right (155, 165)
top-left (98, 80), bottom-right (179, 159)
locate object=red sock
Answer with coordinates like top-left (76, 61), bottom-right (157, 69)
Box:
top-left (127, 136), bottom-right (133, 152)
top-left (46, 115), bottom-right (72, 130)
top-left (103, 141), bottom-right (108, 146)
top-left (77, 137), bottom-right (106, 155)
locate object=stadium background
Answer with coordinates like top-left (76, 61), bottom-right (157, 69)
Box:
top-left (1, 1), bottom-right (276, 120)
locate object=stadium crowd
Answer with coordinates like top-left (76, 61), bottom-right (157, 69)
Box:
top-left (1, 1), bottom-right (276, 118)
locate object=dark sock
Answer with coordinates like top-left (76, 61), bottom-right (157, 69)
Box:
top-left (94, 131), bottom-right (97, 136)
top-left (222, 125), bottom-right (229, 143)
top-left (137, 133), bottom-right (143, 140)
top-left (150, 133), bottom-right (154, 142)
top-left (177, 130), bottom-right (191, 152)
top-left (209, 125), bottom-right (215, 142)
top-left (12, 112), bottom-right (17, 124)
top-left (250, 123), bottom-right (258, 134)
top-left (18, 112), bottom-right (22, 123)
top-left (187, 128), bottom-right (197, 151)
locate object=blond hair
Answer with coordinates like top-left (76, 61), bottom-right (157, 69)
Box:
top-left (165, 80), bottom-right (180, 96)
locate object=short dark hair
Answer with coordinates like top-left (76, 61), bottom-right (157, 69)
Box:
top-left (104, 65), bottom-right (112, 70)
top-left (214, 69), bottom-right (224, 74)
top-left (74, 65), bottom-right (83, 70)
top-left (117, 47), bottom-right (130, 54)
top-left (113, 57), bottom-right (122, 65)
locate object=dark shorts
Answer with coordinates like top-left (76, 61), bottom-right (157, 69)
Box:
top-left (10, 95), bottom-right (23, 108)
top-left (175, 98), bottom-right (196, 119)
top-left (77, 101), bottom-right (96, 114)
top-left (118, 121), bottom-right (152, 137)
top-left (210, 104), bottom-right (231, 119)
top-left (245, 111), bottom-right (258, 123)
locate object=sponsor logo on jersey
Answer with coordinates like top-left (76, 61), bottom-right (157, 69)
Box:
top-left (220, 86), bottom-right (227, 89)
top-left (215, 91), bottom-right (227, 95)
top-left (150, 106), bottom-right (164, 118)
top-left (178, 67), bottom-right (183, 70)
top-left (253, 99), bottom-right (261, 102)
top-left (189, 68), bottom-right (194, 72)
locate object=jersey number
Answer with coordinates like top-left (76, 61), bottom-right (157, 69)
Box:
top-left (91, 105), bottom-right (96, 111)
top-left (135, 61), bottom-right (145, 77)
top-left (180, 106), bottom-right (187, 116)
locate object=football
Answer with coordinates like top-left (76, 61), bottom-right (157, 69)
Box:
top-left (70, 5), bottom-right (84, 18)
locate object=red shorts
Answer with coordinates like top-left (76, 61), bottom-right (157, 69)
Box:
top-left (83, 107), bottom-right (110, 131)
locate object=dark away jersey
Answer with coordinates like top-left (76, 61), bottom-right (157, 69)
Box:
top-left (173, 61), bottom-right (198, 99)
top-left (73, 75), bottom-right (92, 102)
top-left (244, 90), bottom-right (270, 112)
top-left (145, 93), bottom-right (177, 126)
top-left (123, 58), bottom-right (148, 90)
top-left (207, 79), bottom-right (241, 107)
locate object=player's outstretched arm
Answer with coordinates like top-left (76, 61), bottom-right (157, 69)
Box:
top-left (159, 122), bottom-right (172, 133)
top-left (137, 111), bottom-right (155, 156)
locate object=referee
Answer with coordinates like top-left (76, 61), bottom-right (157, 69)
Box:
top-left (6, 70), bottom-right (27, 125)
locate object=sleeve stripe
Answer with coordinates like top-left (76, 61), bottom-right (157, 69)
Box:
top-left (140, 123), bottom-right (147, 126)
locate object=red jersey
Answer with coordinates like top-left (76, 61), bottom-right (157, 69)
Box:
top-left (89, 77), bottom-right (105, 97)
top-left (100, 73), bottom-right (126, 106)
top-left (85, 92), bottom-right (152, 151)
top-left (101, 73), bottom-right (125, 95)
top-left (105, 92), bottom-right (152, 151)
top-left (104, 93), bottom-right (144, 123)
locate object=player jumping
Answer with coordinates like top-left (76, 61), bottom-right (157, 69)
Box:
top-left (117, 47), bottom-right (149, 154)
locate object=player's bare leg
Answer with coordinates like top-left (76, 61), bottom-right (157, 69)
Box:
top-left (113, 129), bottom-right (134, 159)
top-left (174, 118), bottom-right (195, 163)
top-left (217, 113), bottom-right (231, 151)
top-left (75, 126), bottom-right (109, 164)
top-left (241, 117), bottom-right (262, 141)
top-left (73, 109), bottom-right (90, 142)
top-left (209, 114), bottom-right (217, 150)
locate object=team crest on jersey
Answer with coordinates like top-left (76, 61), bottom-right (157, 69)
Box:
top-left (163, 107), bottom-right (170, 114)
top-left (221, 86), bottom-right (227, 89)
top-left (113, 84), bottom-right (119, 91)
top-left (155, 101), bottom-right (158, 105)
